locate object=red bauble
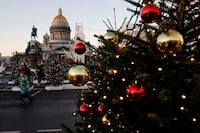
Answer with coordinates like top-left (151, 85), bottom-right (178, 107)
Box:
top-left (126, 84), bottom-right (145, 101)
top-left (98, 105), bottom-right (103, 112)
top-left (80, 103), bottom-right (89, 115)
top-left (140, 4), bottom-right (160, 23)
top-left (74, 42), bottom-right (86, 55)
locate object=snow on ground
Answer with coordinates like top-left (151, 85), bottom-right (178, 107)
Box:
top-left (11, 86), bottom-right (21, 91)
top-left (11, 86), bottom-right (34, 91)
top-left (11, 80), bottom-right (88, 91)
top-left (63, 84), bottom-right (88, 89)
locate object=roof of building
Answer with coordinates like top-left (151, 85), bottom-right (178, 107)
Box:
top-left (51, 8), bottom-right (69, 27)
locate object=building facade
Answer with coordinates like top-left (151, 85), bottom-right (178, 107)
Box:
top-left (22, 8), bottom-right (89, 68)
top-left (40, 8), bottom-right (75, 62)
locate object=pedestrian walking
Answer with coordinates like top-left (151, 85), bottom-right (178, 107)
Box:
top-left (36, 62), bottom-right (45, 84)
top-left (19, 70), bottom-right (33, 103)
top-left (18, 63), bottom-right (33, 104)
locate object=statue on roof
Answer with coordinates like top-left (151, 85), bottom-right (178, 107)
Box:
top-left (31, 25), bottom-right (37, 40)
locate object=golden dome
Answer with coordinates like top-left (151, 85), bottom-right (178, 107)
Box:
top-left (51, 8), bottom-right (69, 27)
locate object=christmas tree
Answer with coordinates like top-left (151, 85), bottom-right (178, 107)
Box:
top-left (67, 0), bottom-right (200, 132)
top-left (45, 54), bottom-right (66, 86)
top-left (10, 53), bottom-right (29, 83)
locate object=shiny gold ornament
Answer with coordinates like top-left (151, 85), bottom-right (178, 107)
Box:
top-left (104, 31), bottom-right (118, 43)
top-left (102, 115), bottom-right (110, 124)
top-left (68, 65), bottom-right (89, 86)
top-left (156, 29), bottom-right (184, 54)
top-left (107, 68), bottom-right (118, 75)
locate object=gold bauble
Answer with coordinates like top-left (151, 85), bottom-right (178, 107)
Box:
top-left (156, 29), bottom-right (184, 54)
top-left (68, 65), bottom-right (89, 86)
top-left (104, 31), bottom-right (118, 43)
top-left (102, 115), bottom-right (110, 124)
top-left (107, 68), bottom-right (118, 75)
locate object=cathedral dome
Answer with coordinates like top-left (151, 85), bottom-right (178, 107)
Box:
top-left (51, 8), bottom-right (69, 27)
top-left (49, 8), bottom-right (71, 43)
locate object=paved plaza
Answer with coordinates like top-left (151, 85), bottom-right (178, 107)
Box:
top-left (0, 89), bottom-right (82, 133)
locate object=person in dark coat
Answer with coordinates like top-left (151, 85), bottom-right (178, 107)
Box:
top-left (36, 63), bottom-right (45, 84)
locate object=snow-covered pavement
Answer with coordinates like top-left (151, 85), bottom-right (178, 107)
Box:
top-left (10, 80), bottom-right (88, 91)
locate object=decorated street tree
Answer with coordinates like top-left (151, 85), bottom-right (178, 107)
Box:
top-left (66, 0), bottom-right (200, 133)
top-left (10, 53), bottom-right (30, 83)
top-left (45, 54), bottom-right (66, 87)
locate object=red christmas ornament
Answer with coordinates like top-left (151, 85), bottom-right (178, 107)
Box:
top-left (126, 84), bottom-right (146, 101)
top-left (98, 105), bottom-right (103, 112)
top-left (74, 42), bottom-right (86, 55)
top-left (98, 63), bottom-right (103, 67)
top-left (140, 4), bottom-right (160, 23)
top-left (80, 103), bottom-right (89, 115)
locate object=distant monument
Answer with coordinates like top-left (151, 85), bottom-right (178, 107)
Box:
top-left (31, 25), bottom-right (37, 40)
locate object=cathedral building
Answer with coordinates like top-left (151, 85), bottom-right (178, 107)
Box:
top-left (25, 8), bottom-right (89, 68)
top-left (40, 8), bottom-right (75, 62)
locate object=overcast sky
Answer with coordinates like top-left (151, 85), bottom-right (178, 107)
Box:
top-left (0, 0), bottom-right (134, 56)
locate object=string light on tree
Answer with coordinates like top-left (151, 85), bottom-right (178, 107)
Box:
top-left (65, 0), bottom-right (200, 132)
